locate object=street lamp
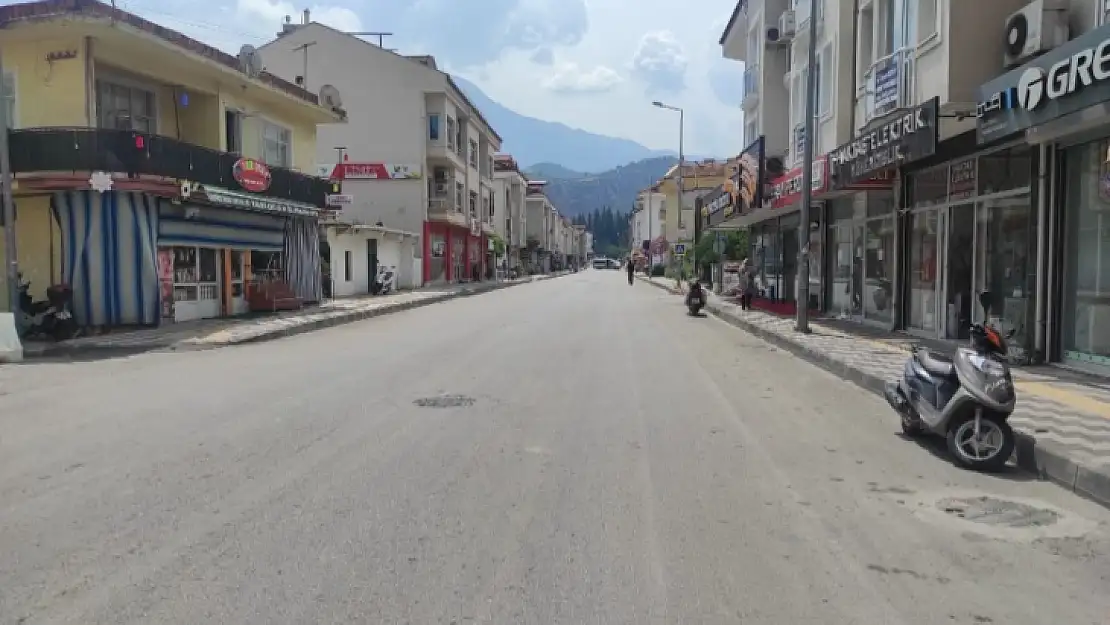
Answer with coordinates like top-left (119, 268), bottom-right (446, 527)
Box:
top-left (652, 100), bottom-right (684, 279)
top-left (795, 0), bottom-right (819, 333)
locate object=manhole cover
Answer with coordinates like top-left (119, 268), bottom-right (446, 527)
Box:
top-left (413, 394), bottom-right (475, 408)
top-left (936, 496), bottom-right (1059, 528)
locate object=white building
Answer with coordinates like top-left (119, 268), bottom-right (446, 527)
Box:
top-left (492, 154), bottom-right (528, 275)
top-left (258, 18), bottom-right (502, 292)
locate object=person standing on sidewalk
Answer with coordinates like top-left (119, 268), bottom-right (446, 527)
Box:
top-left (738, 258), bottom-right (756, 311)
top-left (626, 257), bottom-right (635, 285)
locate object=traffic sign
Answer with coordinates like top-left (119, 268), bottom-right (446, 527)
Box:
top-left (674, 243), bottom-right (687, 255)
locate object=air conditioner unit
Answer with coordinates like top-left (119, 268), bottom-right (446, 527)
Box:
top-left (1003, 0), bottom-right (1068, 68)
top-left (779, 11), bottom-right (796, 37)
top-left (765, 25), bottom-right (782, 44)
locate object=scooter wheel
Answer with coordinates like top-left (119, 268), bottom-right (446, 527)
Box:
top-left (946, 412), bottom-right (1016, 472)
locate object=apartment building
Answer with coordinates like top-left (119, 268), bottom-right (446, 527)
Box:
top-left (258, 20), bottom-right (501, 289)
top-left (0, 0), bottom-right (340, 325)
top-left (630, 186), bottom-right (667, 262)
top-left (524, 181), bottom-right (554, 273)
top-left (492, 154), bottom-right (528, 275)
top-left (973, 0), bottom-right (1110, 372)
top-left (717, 0), bottom-right (1098, 370)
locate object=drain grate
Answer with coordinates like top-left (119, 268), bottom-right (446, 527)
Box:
top-left (413, 394), bottom-right (476, 408)
top-left (937, 496), bottom-right (1059, 528)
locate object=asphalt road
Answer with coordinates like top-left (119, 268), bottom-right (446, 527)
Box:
top-left (1, 269), bottom-right (1108, 624)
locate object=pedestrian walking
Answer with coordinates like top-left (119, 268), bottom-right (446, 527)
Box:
top-left (738, 258), bottom-right (756, 311)
top-left (626, 257), bottom-right (635, 286)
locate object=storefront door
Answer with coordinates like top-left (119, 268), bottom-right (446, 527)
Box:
top-left (367, 238), bottom-right (378, 293)
top-left (906, 209), bottom-right (940, 333)
top-left (944, 205), bottom-right (975, 340)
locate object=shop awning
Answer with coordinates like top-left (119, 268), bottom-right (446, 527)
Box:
top-left (196, 186), bottom-right (321, 218)
top-left (323, 221), bottom-right (420, 239)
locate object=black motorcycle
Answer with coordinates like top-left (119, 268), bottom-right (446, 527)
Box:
top-left (686, 281), bottom-right (706, 316)
top-left (18, 277), bottom-right (78, 341)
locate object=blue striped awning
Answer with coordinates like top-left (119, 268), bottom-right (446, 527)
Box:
top-left (158, 203), bottom-right (285, 251)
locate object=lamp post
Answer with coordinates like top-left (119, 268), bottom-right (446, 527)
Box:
top-left (796, 0), bottom-right (819, 333)
top-left (652, 100), bottom-right (684, 280)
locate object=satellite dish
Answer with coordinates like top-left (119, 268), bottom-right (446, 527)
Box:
top-left (238, 44), bottom-right (264, 78)
top-left (319, 84), bottom-right (343, 108)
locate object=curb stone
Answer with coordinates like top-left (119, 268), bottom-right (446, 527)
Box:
top-left (22, 273), bottom-right (570, 358)
top-left (639, 275), bottom-right (1110, 510)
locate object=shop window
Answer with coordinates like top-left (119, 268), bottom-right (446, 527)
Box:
top-left (172, 246), bottom-right (198, 302)
top-left (1062, 140), bottom-right (1110, 365)
top-left (198, 248), bottom-right (218, 283)
top-left (909, 164), bottom-right (948, 207)
top-left (974, 197), bottom-right (1032, 348)
top-left (977, 147), bottom-right (1031, 195)
top-left (907, 210), bottom-right (939, 332)
top-left (230, 251), bottom-right (244, 298)
top-left (864, 216), bottom-right (895, 322)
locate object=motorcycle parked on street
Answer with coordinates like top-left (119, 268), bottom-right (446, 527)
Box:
top-left (686, 280), bottom-right (706, 316)
top-left (18, 276), bottom-right (78, 341)
top-left (371, 265), bottom-right (397, 295)
top-left (883, 291), bottom-right (1017, 472)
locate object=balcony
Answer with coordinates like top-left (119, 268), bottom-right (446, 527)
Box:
top-left (742, 65), bottom-right (760, 109)
top-left (9, 127), bottom-right (329, 207)
top-left (859, 47), bottom-right (915, 128)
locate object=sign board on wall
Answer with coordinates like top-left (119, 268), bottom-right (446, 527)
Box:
top-left (769, 157), bottom-right (828, 209)
top-left (828, 97), bottom-right (938, 186)
top-left (325, 194), bottom-right (354, 207)
top-left (325, 163), bottom-right (423, 180)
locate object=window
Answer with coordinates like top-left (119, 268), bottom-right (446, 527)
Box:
top-left (429, 114), bottom-right (441, 140)
top-left (344, 250), bottom-right (353, 281)
top-left (917, 0), bottom-right (938, 42)
top-left (469, 190), bottom-right (478, 217)
top-left (857, 6), bottom-right (875, 85)
top-left (261, 121), bottom-right (292, 167)
top-left (455, 181), bottom-right (464, 211)
top-left (455, 122), bottom-right (464, 157)
top-left (744, 120), bottom-right (758, 145)
top-left (446, 117), bottom-right (457, 150)
top-left (468, 139), bottom-right (478, 167)
top-left (817, 43), bottom-right (833, 117)
top-left (1, 71), bottom-right (14, 129)
top-left (96, 80), bottom-right (155, 132)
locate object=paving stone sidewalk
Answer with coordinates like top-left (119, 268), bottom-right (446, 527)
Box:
top-left (640, 275), bottom-right (1110, 508)
top-left (19, 274), bottom-right (564, 358)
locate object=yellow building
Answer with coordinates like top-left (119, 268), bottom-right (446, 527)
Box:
top-left (655, 158), bottom-right (740, 251)
top-left (0, 0), bottom-right (344, 326)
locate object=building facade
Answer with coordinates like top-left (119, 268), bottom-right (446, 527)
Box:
top-left (258, 21), bottom-right (501, 290)
top-left (492, 154), bottom-right (528, 275)
top-left (0, 0), bottom-right (340, 326)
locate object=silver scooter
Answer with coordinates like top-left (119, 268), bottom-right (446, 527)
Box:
top-left (883, 291), bottom-right (1017, 472)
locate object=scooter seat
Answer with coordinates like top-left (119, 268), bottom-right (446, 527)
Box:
top-left (915, 348), bottom-right (956, 378)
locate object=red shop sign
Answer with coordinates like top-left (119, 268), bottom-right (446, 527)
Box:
top-left (769, 156), bottom-right (828, 209)
top-left (232, 158), bottom-right (272, 193)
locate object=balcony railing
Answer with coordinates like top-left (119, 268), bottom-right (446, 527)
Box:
top-left (9, 127), bottom-right (330, 207)
top-left (861, 47), bottom-right (915, 126)
top-left (742, 65), bottom-right (759, 106)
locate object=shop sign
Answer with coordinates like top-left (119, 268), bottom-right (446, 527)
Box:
top-left (699, 184), bottom-right (737, 229)
top-left (978, 23), bottom-right (1110, 144)
top-left (325, 194), bottom-right (353, 207)
top-left (326, 162), bottom-right (423, 180)
top-left (738, 136), bottom-right (765, 210)
top-left (769, 156), bottom-right (827, 209)
top-left (200, 186), bottom-right (319, 218)
top-left (232, 158), bottom-right (272, 192)
top-left (949, 157), bottom-right (977, 201)
top-left (828, 97), bottom-right (938, 187)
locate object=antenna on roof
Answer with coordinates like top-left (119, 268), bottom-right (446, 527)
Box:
top-left (348, 32), bottom-right (394, 48)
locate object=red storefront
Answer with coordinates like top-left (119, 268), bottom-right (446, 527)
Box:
top-left (423, 217), bottom-right (488, 283)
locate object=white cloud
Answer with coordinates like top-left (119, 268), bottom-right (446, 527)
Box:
top-left (542, 63), bottom-right (622, 93)
top-left (630, 31), bottom-right (688, 93)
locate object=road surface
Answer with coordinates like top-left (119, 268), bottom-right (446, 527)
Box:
top-left (1, 270), bottom-right (1107, 624)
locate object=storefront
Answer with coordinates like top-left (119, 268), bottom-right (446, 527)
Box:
top-left (975, 23), bottom-right (1110, 369)
top-left (827, 98), bottom-right (938, 328)
top-left (423, 217), bottom-right (488, 284)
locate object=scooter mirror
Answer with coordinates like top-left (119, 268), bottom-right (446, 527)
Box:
top-left (978, 291), bottom-right (993, 315)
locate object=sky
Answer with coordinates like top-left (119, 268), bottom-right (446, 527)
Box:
top-left (102, 0), bottom-right (745, 157)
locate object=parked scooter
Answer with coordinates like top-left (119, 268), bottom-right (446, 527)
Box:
top-left (371, 265), bottom-right (397, 295)
top-left (686, 280), bottom-right (706, 316)
top-left (17, 276), bottom-right (78, 341)
top-left (883, 291), bottom-right (1017, 471)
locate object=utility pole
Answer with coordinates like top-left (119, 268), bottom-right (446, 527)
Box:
top-left (0, 48), bottom-right (18, 318)
top-left (796, 0), bottom-right (819, 334)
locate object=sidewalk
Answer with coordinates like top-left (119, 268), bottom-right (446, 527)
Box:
top-left (639, 275), bottom-right (1110, 508)
top-left (19, 273), bottom-right (566, 359)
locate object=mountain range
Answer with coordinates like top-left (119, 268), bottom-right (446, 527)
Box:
top-left (452, 76), bottom-right (673, 173)
top-left (525, 158), bottom-right (676, 218)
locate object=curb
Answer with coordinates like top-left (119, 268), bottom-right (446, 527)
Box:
top-left (640, 276), bottom-right (1110, 510)
top-left (23, 273), bottom-right (569, 359)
